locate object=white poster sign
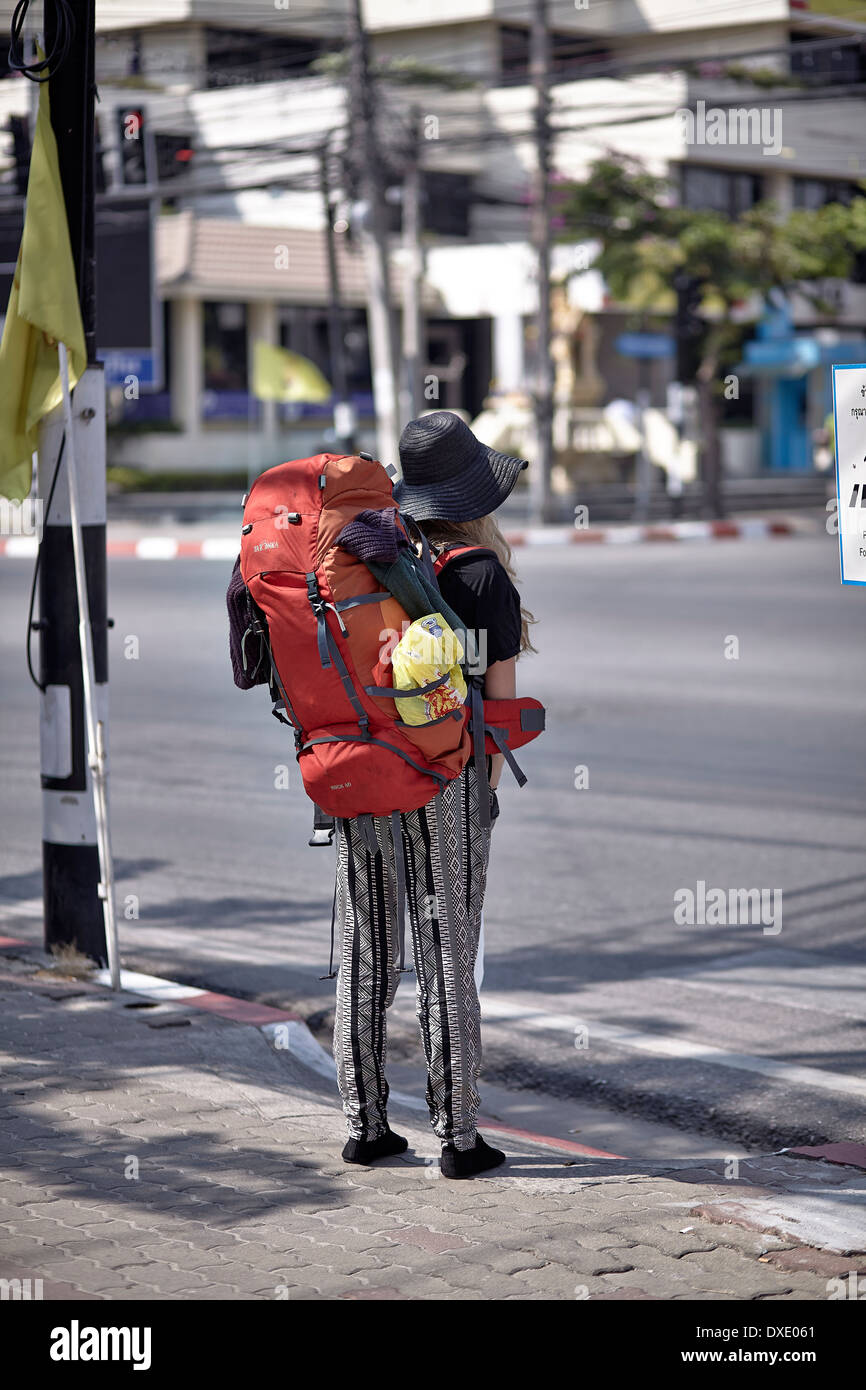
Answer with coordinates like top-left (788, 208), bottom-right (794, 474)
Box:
top-left (832, 363), bottom-right (866, 586)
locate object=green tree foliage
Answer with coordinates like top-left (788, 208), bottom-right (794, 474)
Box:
top-left (559, 155), bottom-right (866, 512)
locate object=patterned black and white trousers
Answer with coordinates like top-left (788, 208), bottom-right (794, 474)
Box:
top-left (333, 763), bottom-right (493, 1151)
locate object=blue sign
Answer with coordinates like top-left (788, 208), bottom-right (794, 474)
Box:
top-left (615, 332), bottom-right (675, 359)
top-left (743, 339), bottom-right (820, 371)
top-left (98, 349), bottom-right (161, 391)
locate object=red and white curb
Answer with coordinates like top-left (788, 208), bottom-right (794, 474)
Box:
top-left (0, 536), bottom-right (241, 560)
top-left (509, 517), bottom-right (809, 547)
top-left (0, 936), bottom-right (620, 1160)
top-left (0, 516), bottom-right (811, 559)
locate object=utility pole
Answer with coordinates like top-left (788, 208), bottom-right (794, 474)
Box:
top-left (675, 270), bottom-right (723, 518)
top-left (400, 107), bottom-right (425, 425)
top-left (530, 0), bottom-right (555, 526)
top-left (319, 139), bottom-right (356, 454)
top-left (348, 0), bottom-right (402, 470)
top-left (633, 352), bottom-right (653, 523)
top-left (38, 0), bottom-right (111, 964)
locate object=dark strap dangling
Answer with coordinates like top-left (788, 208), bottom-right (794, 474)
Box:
top-left (356, 812), bottom-right (379, 857)
top-left (390, 811), bottom-right (413, 974)
top-left (469, 679), bottom-right (492, 828)
top-left (319, 825), bottom-right (340, 980)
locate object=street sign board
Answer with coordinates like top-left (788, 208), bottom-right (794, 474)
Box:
top-left (98, 350), bottom-right (160, 390)
top-left (0, 198), bottom-right (163, 392)
top-left (94, 196), bottom-right (163, 392)
top-left (831, 362), bottom-right (866, 586)
top-left (744, 339), bottom-right (820, 371)
top-left (615, 332), bottom-right (675, 359)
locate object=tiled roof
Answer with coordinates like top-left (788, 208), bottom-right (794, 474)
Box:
top-left (156, 214), bottom-right (445, 310)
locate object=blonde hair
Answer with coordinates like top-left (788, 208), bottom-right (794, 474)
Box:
top-left (419, 513), bottom-right (537, 656)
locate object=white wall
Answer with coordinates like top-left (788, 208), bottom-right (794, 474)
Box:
top-left (361, 0), bottom-right (790, 37)
top-left (371, 21), bottom-right (498, 76)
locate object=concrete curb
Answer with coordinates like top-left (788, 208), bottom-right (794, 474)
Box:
top-left (0, 515), bottom-right (815, 559)
top-left (0, 937), bottom-right (622, 1160)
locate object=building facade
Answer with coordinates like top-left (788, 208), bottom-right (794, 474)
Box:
top-left (1, 0), bottom-right (864, 479)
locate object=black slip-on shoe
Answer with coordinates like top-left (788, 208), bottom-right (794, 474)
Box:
top-left (440, 1132), bottom-right (506, 1179)
top-left (342, 1129), bottom-right (409, 1165)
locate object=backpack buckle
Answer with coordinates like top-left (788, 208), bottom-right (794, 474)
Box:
top-left (309, 827), bottom-right (335, 847)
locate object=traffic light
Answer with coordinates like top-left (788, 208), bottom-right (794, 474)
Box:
top-left (154, 133), bottom-right (194, 183)
top-left (116, 107), bottom-right (148, 186)
top-left (674, 271), bottom-right (704, 384)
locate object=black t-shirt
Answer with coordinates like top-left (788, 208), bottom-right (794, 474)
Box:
top-left (436, 549), bottom-right (522, 675)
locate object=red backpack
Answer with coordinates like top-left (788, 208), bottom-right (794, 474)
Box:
top-left (237, 453), bottom-right (544, 826)
top-left (239, 452), bottom-right (471, 820)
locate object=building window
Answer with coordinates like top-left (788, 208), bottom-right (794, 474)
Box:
top-left (500, 25), bottom-right (610, 83)
top-left (205, 27), bottom-right (329, 88)
top-left (360, 170), bottom-right (474, 238)
top-left (279, 306), bottom-right (372, 399)
top-left (681, 165), bottom-right (763, 217)
top-left (203, 302), bottom-right (248, 392)
top-left (792, 176), bottom-right (855, 210)
top-left (791, 179), bottom-right (866, 282)
top-left (790, 32), bottom-right (866, 84)
top-left (424, 172), bottom-right (473, 238)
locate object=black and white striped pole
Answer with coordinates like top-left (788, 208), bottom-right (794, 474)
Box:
top-left (35, 0), bottom-right (118, 980)
top-left (37, 363), bottom-right (117, 983)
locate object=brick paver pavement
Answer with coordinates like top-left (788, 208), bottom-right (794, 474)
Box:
top-left (1, 950), bottom-right (864, 1301)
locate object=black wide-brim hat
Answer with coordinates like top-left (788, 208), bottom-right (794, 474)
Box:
top-left (393, 410), bottom-right (528, 523)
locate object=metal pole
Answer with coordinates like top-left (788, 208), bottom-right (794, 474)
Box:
top-left (400, 107), bottom-right (425, 425)
top-left (48, 0), bottom-right (97, 364)
top-left (530, 0), bottom-right (555, 526)
top-left (348, 0), bottom-right (401, 470)
top-left (319, 140), bottom-right (356, 453)
top-left (39, 0), bottom-right (112, 968)
top-left (58, 343), bottom-right (119, 990)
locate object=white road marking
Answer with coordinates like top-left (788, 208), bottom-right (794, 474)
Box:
top-left (0, 897), bottom-right (42, 920)
top-left (479, 994), bottom-right (866, 1100)
top-left (653, 949), bottom-right (866, 1021)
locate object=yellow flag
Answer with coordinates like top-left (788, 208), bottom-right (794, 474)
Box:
top-left (252, 340), bottom-right (332, 404)
top-left (0, 76), bottom-right (87, 502)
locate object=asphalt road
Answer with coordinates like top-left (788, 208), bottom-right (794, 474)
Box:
top-left (2, 529), bottom-right (866, 1153)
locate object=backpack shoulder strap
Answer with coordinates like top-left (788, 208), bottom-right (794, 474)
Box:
top-left (432, 543), bottom-right (497, 575)
top-left (398, 510), bottom-right (437, 583)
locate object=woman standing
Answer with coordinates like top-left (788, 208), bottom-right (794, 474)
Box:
top-left (334, 412), bottom-right (536, 1179)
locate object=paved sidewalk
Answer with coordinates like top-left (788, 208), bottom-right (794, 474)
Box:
top-left (1, 945), bottom-right (864, 1302)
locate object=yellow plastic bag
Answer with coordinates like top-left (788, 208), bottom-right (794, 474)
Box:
top-left (390, 613), bottom-right (467, 726)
